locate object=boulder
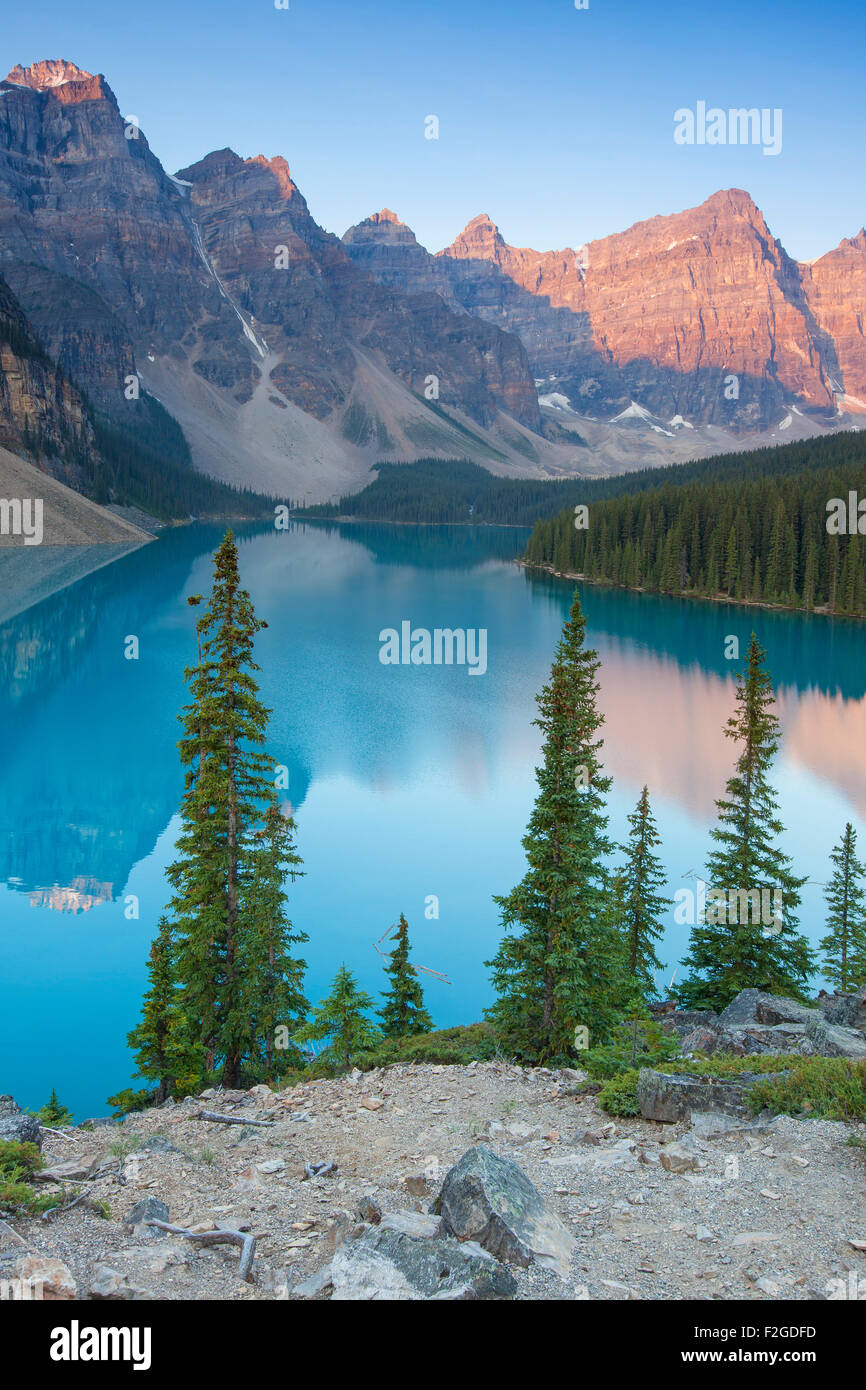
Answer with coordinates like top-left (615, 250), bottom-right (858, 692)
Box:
top-left (680, 1024), bottom-right (745, 1057)
top-left (89, 1264), bottom-right (152, 1300)
top-left (718, 989), bottom-right (818, 1030)
top-left (330, 1226), bottom-right (516, 1300)
top-left (125, 1196), bottom-right (169, 1230)
top-left (379, 1210), bottom-right (443, 1239)
top-left (0, 1096), bottom-right (41, 1148)
top-left (432, 1145), bottom-right (575, 1277)
top-left (664, 1009), bottom-right (719, 1037)
top-left (12, 1254), bottom-right (76, 1300)
top-left (636, 1068), bottom-right (789, 1123)
top-left (803, 1016), bottom-right (866, 1059)
top-left (816, 987), bottom-right (866, 1031)
top-left (660, 1143), bottom-right (703, 1173)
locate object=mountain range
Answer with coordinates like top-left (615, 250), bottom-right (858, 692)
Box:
top-left (0, 58), bottom-right (864, 511)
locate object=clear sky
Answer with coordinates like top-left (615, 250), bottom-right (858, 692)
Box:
top-left (3, 0), bottom-right (864, 260)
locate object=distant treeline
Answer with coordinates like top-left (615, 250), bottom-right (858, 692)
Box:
top-left (524, 431), bottom-right (866, 617)
top-left (300, 458), bottom-right (603, 526)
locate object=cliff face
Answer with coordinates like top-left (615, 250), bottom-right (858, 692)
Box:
top-left (799, 230), bottom-right (866, 411)
top-left (0, 274), bottom-right (95, 478)
top-left (0, 59), bottom-right (541, 480)
top-left (344, 191), bottom-right (866, 432)
top-left (175, 151), bottom-right (540, 430)
top-left (0, 61), bottom-right (247, 413)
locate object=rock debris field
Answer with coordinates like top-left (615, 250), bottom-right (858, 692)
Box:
top-left (3, 1062), bottom-right (865, 1301)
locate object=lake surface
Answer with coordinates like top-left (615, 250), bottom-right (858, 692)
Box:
top-left (2, 520), bottom-right (865, 1119)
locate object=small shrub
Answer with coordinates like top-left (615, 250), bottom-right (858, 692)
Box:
top-left (581, 1019), bottom-right (683, 1081)
top-left (0, 1140), bottom-right (54, 1217)
top-left (106, 1088), bottom-right (156, 1118)
top-left (746, 1058), bottom-right (866, 1121)
top-left (598, 1069), bottom-right (641, 1117)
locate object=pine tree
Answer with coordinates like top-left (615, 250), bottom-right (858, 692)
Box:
top-left (127, 917), bottom-right (197, 1102)
top-left (678, 634), bottom-right (814, 1009)
top-left (34, 1089), bottom-right (74, 1127)
top-left (485, 591), bottom-right (629, 1061)
top-left (819, 824), bottom-right (866, 991)
top-left (165, 531), bottom-right (304, 1088)
top-left (378, 914), bottom-right (434, 1037)
top-left (242, 804), bottom-right (309, 1080)
top-left (618, 786), bottom-right (670, 1002)
top-left (295, 966), bottom-right (380, 1069)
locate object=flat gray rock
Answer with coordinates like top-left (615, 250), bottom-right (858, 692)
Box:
top-left (803, 1016), bottom-right (866, 1059)
top-left (637, 1068), bottom-right (789, 1123)
top-left (330, 1226), bottom-right (516, 1300)
top-left (719, 989), bottom-right (818, 1030)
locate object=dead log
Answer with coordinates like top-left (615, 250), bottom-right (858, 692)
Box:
top-left (146, 1218), bottom-right (256, 1281)
top-left (197, 1110), bottom-right (274, 1128)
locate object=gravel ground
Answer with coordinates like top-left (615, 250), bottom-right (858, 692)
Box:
top-left (7, 1062), bottom-right (866, 1301)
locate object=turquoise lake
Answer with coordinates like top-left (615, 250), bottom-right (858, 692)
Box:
top-left (2, 520), bottom-right (865, 1119)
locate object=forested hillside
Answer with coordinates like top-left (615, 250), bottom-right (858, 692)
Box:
top-left (524, 432), bottom-right (866, 617)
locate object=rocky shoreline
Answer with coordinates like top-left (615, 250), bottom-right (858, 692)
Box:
top-left (2, 989), bottom-right (865, 1303)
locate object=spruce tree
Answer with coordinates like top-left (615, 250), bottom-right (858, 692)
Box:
top-left (679, 634), bottom-right (814, 1009)
top-left (242, 804), bottom-right (309, 1080)
top-left (378, 914), bottom-right (434, 1037)
top-left (819, 824), bottom-right (866, 992)
top-left (127, 917), bottom-right (197, 1102)
top-left (34, 1089), bottom-right (74, 1127)
top-left (165, 531), bottom-right (306, 1088)
top-left (295, 966), bottom-right (380, 1069)
top-left (485, 591), bottom-right (628, 1061)
top-left (618, 786), bottom-right (669, 1002)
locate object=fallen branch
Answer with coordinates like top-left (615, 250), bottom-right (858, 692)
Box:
top-left (146, 1218), bottom-right (256, 1282)
top-left (39, 1127), bottom-right (79, 1142)
top-left (197, 1110), bottom-right (274, 1128)
top-left (303, 1160), bottom-right (336, 1180)
top-left (41, 1190), bottom-right (94, 1221)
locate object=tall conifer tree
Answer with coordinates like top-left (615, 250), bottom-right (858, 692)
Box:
top-left (679, 634), bottom-right (814, 1009)
top-left (819, 823), bottom-right (866, 991)
top-left (618, 786), bottom-right (669, 1002)
top-left (127, 917), bottom-right (197, 1101)
top-left (162, 531), bottom-right (306, 1088)
top-left (485, 591), bottom-right (628, 1061)
top-left (378, 914), bottom-right (433, 1037)
top-left (243, 804), bottom-right (309, 1079)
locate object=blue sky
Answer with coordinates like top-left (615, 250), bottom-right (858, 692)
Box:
top-left (4, 0), bottom-right (864, 260)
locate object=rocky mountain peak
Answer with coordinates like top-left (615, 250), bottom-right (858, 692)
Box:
top-left (4, 58), bottom-right (93, 88)
top-left (247, 154), bottom-right (298, 200)
top-left (445, 214), bottom-right (506, 258)
top-left (176, 148), bottom-right (246, 182)
top-left (343, 210), bottom-right (420, 248)
top-left (2, 58), bottom-right (114, 105)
